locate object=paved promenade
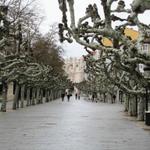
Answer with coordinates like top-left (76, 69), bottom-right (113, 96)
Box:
top-left (0, 98), bottom-right (150, 150)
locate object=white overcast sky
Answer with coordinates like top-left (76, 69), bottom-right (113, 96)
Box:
top-left (38, 0), bottom-right (149, 58)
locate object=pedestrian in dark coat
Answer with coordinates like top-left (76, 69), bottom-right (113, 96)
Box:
top-left (66, 89), bottom-right (72, 102)
top-left (75, 93), bottom-right (78, 100)
top-left (112, 94), bottom-right (116, 103)
top-left (61, 91), bottom-right (65, 101)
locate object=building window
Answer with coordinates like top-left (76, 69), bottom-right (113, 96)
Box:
top-left (142, 44), bottom-right (149, 53)
top-left (146, 31), bottom-right (150, 37)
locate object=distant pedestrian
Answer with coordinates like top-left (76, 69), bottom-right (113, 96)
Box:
top-left (75, 91), bottom-right (80, 100)
top-left (92, 92), bottom-right (97, 102)
top-left (75, 93), bottom-right (78, 100)
top-left (66, 89), bottom-right (72, 102)
top-left (112, 94), bottom-right (116, 103)
top-left (78, 94), bottom-right (80, 100)
top-left (77, 91), bottom-right (80, 100)
top-left (61, 91), bottom-right (65, 102)
top-left (67, 93), bottom-right (71, 101)
top-left (92, 94), bottom-right (95, 102)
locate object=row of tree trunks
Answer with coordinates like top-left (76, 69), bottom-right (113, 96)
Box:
top-left (85, 91), bottom-right (146, 122)
top-left (0, 83), bottom-right (61, 112)
top-left (82, 91), bottom-right (146, 122)
top-left (123, 94), bottom-right (146, 121)
top-left (97, 92), bottom-right (145, 121)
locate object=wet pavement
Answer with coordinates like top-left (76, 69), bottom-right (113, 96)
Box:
top-left (0, 98), bottom-right (150, 150)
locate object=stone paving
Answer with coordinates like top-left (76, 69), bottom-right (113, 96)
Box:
top-left (0, 97), bottom-right (150, 150)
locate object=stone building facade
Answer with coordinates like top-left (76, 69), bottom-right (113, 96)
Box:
top-left (64, 57), bottom-right (86, 83)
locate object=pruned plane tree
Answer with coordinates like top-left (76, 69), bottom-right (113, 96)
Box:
top-left (0, 0), bottom-right (72, 112)
top-left (58, 0), bottom-right (150, 121)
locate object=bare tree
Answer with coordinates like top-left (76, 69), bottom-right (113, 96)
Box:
top-left (58, 0), bottom-right (150, 120)
top-left (0, 1), bottom-right (72, 111)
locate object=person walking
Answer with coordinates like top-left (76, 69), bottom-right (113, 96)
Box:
top-left (75, 93), bottom-right (78, 100)
top-left (92, 93), bottom-right (95, 102)
top-left (92, 92), bottom-right (97, 102)
top-left (74, 89), bottom-right (80, 100)
top-left (66, 89), bottom-right (72, 102)
top-left (77, 90), bottom-right (80, 100)
top-left (61, 90), bottom-right (65, 102)
top-left (112, 94), bottom-right (116, 103)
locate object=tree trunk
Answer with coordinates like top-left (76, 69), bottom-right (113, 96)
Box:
top-left (26, 87), bottom-right (31, 106)
top-left (54, 91), bottom-right (56, 100)
top-left (53, 91), bottom-right (55, 100)
top-left (20, 84), bottom-right (25, 108)
top-left (52, 91), bottom-right (55, 100)
top-left (58, 90), bottom-right (61, 99)
top-left (36, 88), bottom-right (40, 104)
top-left (116, 89), bottom-right (120, 103)
top-left (103, 93), bottom-right (106, 103)
top-left (128, 95), bottom-right (137, 116)
top-left (1, 82), bottom-right (8, 112)
top-left (137, 97), bottom-right (145, 121)
top-left (34, 88), bottom-right (37, 104)
top-left (32, 88), bottom-right (35, 105)
top-left (47, 90), bottom-right (50, 102)
top-left (124, 94), bottom-right (129, 112)
top-left (110, 94), bottom-right (113, 103)
top-left (45, 90), bottom-right (49, 102)
top-left (55, 91), bottom-right (57, 99)
top-left (40, 89), bottom-right (43, 103)
top-left (50, 90), bottom-right (53, 101)
top-left (13, 83), bottom-right (20, 110)
top-left (120, 92), bottom-right (123, 104)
